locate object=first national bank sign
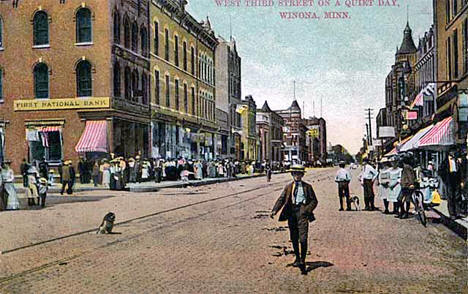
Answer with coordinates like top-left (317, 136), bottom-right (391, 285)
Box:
top-left (14, 97), bottom-right (110, 111)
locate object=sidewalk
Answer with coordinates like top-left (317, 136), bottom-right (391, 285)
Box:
top-left (431, 200), bottom-right (468, 241)
top-left (14, 172), bottom-right (278, 194)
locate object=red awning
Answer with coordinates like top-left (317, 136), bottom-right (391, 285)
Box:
top-left (41, 126), bottom-right (61, 132)
top-left (418, 117), bottom-right (454, 147)
top-left (75, 121), bottom-right (108, 153)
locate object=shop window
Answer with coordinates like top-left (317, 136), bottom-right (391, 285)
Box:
top-left (140, 26), bottom-right (147, 56)
top-left (113, 62), bottom-right (121, 97)
top-left (76, 60), bottom-right (92, 97)
top-left (124, 17), bottom-right (130, 48)
top-left (132, 21), bottom-right (138, 52)
top-left (113, 11), bottom-right (120, 44)
top-left (33, 11), bottom-right (49, 46)
top-left (76, 8), bottom-right (92, 43)
top-left (155, 70), bottom-right (160, 105)
top-left (34, 62), bottom-right (49, 99)
top-left (29, 130), bottom-right (62, 162)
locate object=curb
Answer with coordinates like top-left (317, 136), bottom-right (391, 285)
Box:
top-left (431, 206), bottom-right (468, 241)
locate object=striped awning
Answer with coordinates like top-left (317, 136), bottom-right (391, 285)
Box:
top-left (418, 117), bottom-right (454, 147)
top-left (75, 121), bottom-right (108, 153)
top-left (41, 126), bottom-right (61, 132)
top-left (399, 125), bottom-right (433, 152)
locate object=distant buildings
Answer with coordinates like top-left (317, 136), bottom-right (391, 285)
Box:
top-left (256, 101), bottom-right (284, 163)
top-left (304, 116), bottom-right (327, 164)
top-left (276, 100), bottom-right (308, 163)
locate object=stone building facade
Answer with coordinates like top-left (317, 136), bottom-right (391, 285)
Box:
top-left (256, 101), bottom-right (283, 163)
top-left (276, 100), bottom-right (307, 163)
top-left (304, 116), bottom-right (327, 164)
top-left (149, 0), bottom-right (218, 160)
top-left (0, 0), bottom-right (151, 172)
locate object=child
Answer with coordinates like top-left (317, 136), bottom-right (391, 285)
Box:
top-left (38, 178), bottom-right (48, 208)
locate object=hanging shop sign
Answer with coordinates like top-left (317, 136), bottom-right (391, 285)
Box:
top-left (14, 97), bottom-right (110, 111)
top-left (378, 126), bottom-right (395, 138)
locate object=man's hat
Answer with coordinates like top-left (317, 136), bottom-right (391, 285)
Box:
top-left (289, 164), bottom-right (306, 173)
top-left (39, 178), bottom-right (47, 184)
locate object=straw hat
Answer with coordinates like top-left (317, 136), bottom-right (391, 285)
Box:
top-left (39, 178), bottom-right (48, 184)
top-left (288, 164), bottom-right (306, 173)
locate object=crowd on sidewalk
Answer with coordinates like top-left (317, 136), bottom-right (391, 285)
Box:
top-left (334, 152), bottom-right (468, 221)
top-left (0, 154), bottom-right (285, 211)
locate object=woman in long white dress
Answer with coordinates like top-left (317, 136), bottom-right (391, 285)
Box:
top-left (378, 161), bottom-right (391, 214)
top-left (101, 160), bottom-right (111, 188)
top-left (2, 161), bottom-right (19, 210)
top-left (388, 159), bottom-right (402, 215)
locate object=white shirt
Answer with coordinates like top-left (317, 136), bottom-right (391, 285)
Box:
top-left (360, 164), bottom-right (378, 182)
top-left (335, 168), bottom-right (351, 182)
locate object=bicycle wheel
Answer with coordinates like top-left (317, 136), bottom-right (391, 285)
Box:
top-left (413, 191), bottom-right (427, 227)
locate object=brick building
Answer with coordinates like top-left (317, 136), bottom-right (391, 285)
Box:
top-left (304, 116), bottom-right (327, 165)
top-left (0, 0), bottom-right (151, 172)
top-left (276, 100), bottom-right (307, 163)
top-left (149, 0), bottom-right (218, 160)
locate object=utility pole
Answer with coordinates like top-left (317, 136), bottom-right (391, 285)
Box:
top-left (365, 123), bottom-right (369, 146)
top-left (365, 108), bottom-right (374, 146)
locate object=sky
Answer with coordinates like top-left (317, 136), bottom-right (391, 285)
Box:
top-left (186, 0), bottom-right (433, 154)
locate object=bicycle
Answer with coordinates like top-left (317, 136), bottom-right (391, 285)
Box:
top-left (411, 187), bottom-right (427, 227)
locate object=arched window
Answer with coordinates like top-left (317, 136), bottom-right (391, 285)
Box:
top-left (140, 27), bottom-right (147, 56)
top-left (124, 66), bottom-right (131, 99)
top-left (34, 63), bottom-right (49, 98)
top-left (131, 21), bottom-right (138, 52)
top-left (113, 11), bottom-right (120, 44)
top-left (113, 62), bottom-right (121, 97)
top-left (124, 17), bottom-right (130, 48)
top-left (33, 11), bottom-right (49, 46)
top-left (76, 60), bottom-right (92, 97)
top-left (76, 8), bottom-right (92, 43)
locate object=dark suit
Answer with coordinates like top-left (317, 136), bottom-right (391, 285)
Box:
top-left (272, 181), bottom-right (318, 265)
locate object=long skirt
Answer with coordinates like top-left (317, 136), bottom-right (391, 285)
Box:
top-left (5, 183), bottom-right (19, 210)
top-left (102, 170), bottom-right (111, 187)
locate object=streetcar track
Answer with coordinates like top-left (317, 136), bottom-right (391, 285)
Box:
top-left (0, 170), bottom-right (330, 285)
top-left (0, 180), bottom-right (290, 285)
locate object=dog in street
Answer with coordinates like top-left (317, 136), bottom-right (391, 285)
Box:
top-left (349, 195), bottom-right (361, 211)
top-left (97, 212), bottom-right (116, 234)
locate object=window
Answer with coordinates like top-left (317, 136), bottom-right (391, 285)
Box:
top-left (132, 22), bottom-right (138, 52)
top-left (132, 70), bottom-right (139, 102)
top-left (447, 37), bottom-right (452, 79)
top-left (124, 17), bottom-right (130, 48)
top-left (454, 30), bottom-right (459, 78)
top-left (155, 70), bottom-right (160, 105)
top-left (464, 18), bottom-right (468, 74)
top-left (154, 22), bottom-right (159, 56)
top-left (446, 0), bottom-right (451, 23)
top-left (140, 27), bottom-right (148, 56)
top-left (142, 73), bottom-right (147, 105)
top-left (174, 35), bottom-right (179, 67)
top-left (0, 68), bottom-right (3, 102)
top-left (34, 62), bottom-right (49, 98)
top-left (175, 79), bottom-right (179, 110)
top-left (191, 47), bottom-right (195, 75)
top-left (165, 29), bottom-right (169, 61)
top-left (183, 42), bottom-right (187, 71)
top-left (76, 60), bottom-right (92, 97)
top-left (165, 75), bottom-right (170, 107)
top-left (113, 11), bottom-right (120, 44)
top-left (30, 130), bottom-right (62, 162)
top-left (33, 11), bottom-right (49, 46)
top-left (124, 66), bottom-right (131, 99)
top-left (0, 17), bottom-right (3, 48)
top-left (76, 8), bottom-right (92, 43)
top-left (191, 86), bottom-right (195, 115)
top-left (183, 83), bottom-right (188, 113)
top-left (113, 62), bottom-right (121, 97)
top-left (452, 0), bottom-right (457, 17)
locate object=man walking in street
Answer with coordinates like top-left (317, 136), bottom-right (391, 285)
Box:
top-left (271, 165), bottom-right (318, 275)
top-left (335, 161), bottom-right (351, 211)
top-left (360, 159), bottom-right (378, 211)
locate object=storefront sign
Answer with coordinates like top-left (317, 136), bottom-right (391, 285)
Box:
top-left (405, 111), bottom-right (418, 120)
top-left (378, 126), bottom-right (395, 138)
top-left (14, 97), bottom-right (110, 111)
